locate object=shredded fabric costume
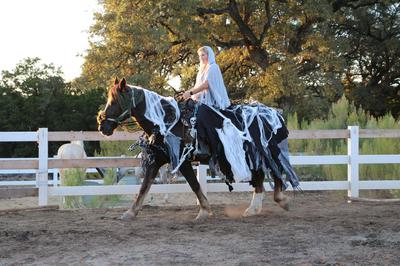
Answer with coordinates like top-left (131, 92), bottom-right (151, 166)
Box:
top-left (195, 104), bottom-right (299, 190)
top-left (129, 86), bottom-right (182, 169)
top-left (127, 85), bottom-right (299, 190)
top-left (140, 87), bottom-right (180, 135)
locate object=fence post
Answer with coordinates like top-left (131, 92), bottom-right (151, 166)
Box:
top-left (347, 126), bottom-right (359, 198)
top-left (52, 156), bottom-right (59, 187)
top-left (36, 128), bottom-right (49, 206)
top-left (196, 164), bottom-right (208, 205)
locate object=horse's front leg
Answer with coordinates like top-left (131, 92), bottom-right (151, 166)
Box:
top-left (273, 176), bottom-right (289, 211)
top-left (121, 161), bottom-right (161, 220)
top-left (243, 170), bottom-right (264, 217)
top-left (179, 160), bottom-right (213, 220)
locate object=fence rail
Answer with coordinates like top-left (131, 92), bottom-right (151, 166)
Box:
top-left (1, 127), bottom-right (400, 206)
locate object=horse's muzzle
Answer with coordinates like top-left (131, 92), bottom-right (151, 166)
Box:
top-left (98, 123), bottom-right (114, 136)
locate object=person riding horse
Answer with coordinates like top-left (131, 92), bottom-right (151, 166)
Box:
top-left (180, 46), bottom-right (232, 165)
top-left (98, 77), bottom-right (300, 220)
top-left (181, 46), bottom-right (230, 110)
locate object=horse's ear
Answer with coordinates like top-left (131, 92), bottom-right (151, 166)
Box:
top-left (119, 78), bottom-right (126, 91)
top-left (114, 77), bottom-right (119, 85)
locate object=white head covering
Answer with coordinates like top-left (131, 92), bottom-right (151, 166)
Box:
top-left (192, 46), bottom-right (230, 109)
top-left (205, 46), bottom-right (216, 64)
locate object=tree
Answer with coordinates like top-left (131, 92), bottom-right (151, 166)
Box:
top-left (0, 58), bottom-right (104, 157)
top-left (78, 0), bottom-right (346, 121)
top-left (332, 0), bottom-right (400, 118)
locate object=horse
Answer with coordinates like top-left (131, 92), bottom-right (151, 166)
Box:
top-left (97, 77), bottom-right (299, 221)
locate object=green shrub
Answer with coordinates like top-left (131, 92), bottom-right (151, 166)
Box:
top-left (95, 136), bottom-right (140, 157)
top-left (85, 168), bottom-right (123, 208)
top-left (61, 168), bottom-right (86, 209)
top-left (85, 137), bottom-right (141, 208)
top-left (286, 96), bottom-right (400, 198)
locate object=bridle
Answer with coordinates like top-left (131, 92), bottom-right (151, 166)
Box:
top-left (103, 86), bottom-right (138, 129)
top-left (105, 109), bottom-right (132, 125)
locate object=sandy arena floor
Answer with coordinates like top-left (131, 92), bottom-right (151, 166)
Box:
top-left (0, 192), bottom-right (399, 265)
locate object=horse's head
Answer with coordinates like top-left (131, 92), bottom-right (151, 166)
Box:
top-left (97, 77), bottom-right (132, 136)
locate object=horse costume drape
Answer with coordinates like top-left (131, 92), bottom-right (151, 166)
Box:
top-left (98, 78), bottom-right (299, 220)
top-left (118, 85), bottom-right (299, 190)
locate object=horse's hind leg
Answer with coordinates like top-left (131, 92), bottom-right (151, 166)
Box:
top-left (179, 160), bottom-right (212, 220)
top-left (273, 175), bottom-right (289, 211)
top-left (121, 161), bottom-right (161, 220)
top-left (243, 170), bottom-right (264, 217)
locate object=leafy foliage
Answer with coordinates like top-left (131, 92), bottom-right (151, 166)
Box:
top-left (61, 168), bottom-right (86, 209)
top-left (78, 0), bottom-right (400, 121)
top-left (78, 0), bottom-right (349, 120)
top-left (331, 1), bottom-right (400, 118)
top-left (287, 96), bottom-right (400, 198)
top-left (0, 58), bottom-right (104, 157)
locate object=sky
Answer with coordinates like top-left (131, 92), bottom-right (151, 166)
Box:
top-left (0, 0), bottom-right (100, 81)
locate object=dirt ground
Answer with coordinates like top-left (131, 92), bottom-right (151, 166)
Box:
top-left (0, 191), bottom-right (399, 265)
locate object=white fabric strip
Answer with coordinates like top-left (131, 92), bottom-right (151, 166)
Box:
top-left (130, 85), bottom-right (180, 136)
top-left (208, 103), bottom-right (283, 182)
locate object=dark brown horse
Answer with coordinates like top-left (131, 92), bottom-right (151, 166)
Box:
top-left (97, 78), bottom-right (298, 220)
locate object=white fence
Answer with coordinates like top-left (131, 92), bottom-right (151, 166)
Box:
top-left (1, 127), bottom-right (400, 206)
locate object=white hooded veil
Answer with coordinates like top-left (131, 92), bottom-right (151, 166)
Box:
top-left (193, 46), bottom-right (230, 109)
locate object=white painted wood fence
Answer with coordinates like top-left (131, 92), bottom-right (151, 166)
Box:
top-left (1, 127), bottom-right (400, 206)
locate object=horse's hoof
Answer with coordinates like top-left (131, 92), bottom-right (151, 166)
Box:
top-left (242, 207), bottom-right (261, 217)
top-left (194, 209), bottom-right (209, 221)
top-left (120, 211), bottom-right (136, 221)
top-left (275, 198), bottom-right (290, 211)
top-left (279, 201), bottom-right (289, 211)
top-left (242, 209), bottom-right (253, 217)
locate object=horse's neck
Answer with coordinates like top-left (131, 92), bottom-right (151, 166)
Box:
top-left (129, 103), bottom-right (153, 136)
top-left (134, 116), bottom-right (156, 136)
top-left (129, 86), bottom-right (181, 137)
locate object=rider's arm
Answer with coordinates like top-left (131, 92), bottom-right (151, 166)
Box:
top-left (190, 80), bottom-right (208, 95)
top-left (183, 80), bottom-right (208, 100)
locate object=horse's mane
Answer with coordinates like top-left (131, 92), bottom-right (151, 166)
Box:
top-left (107, 84), bottom-right (119, 105)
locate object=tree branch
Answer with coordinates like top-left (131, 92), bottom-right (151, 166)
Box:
top-left (259, 0), bottom-right (272, 43)
top-left (331, 0), bottom-right (381, 12)
top-left (212, 35), bottom-right (246, 48)
top-left (288, 14), bottom-right (325, 54)
top-left (158, 20), bottom-right (177, 36)
top-left (198, 0), bottom-right (270, 70)
top-left (157, 20), bottom-right (187, 47)
top-left (243, 3), bottom-right (251, 24)
top-left (197, 7), bottom-right (229, 16)
top-left (228, 0), bottom-right (259, 45)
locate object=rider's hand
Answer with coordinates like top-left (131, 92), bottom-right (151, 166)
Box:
top-left (182, 91), bottom-right (191, 100)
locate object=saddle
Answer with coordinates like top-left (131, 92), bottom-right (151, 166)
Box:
top-left (177, 98), bottom-right (196, 129)
top-left (177, 99), bottom-right (212, 160)
top-left (176, 98), bottom-right (233, 190)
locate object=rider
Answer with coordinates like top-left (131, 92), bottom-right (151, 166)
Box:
top-left (182, 46), bottom-right (230, 110)
top-left (181, 46), bottom-right (233, 182)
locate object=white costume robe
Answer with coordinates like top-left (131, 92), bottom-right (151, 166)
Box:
top-left (192, 46), bottom-right (230, 110)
